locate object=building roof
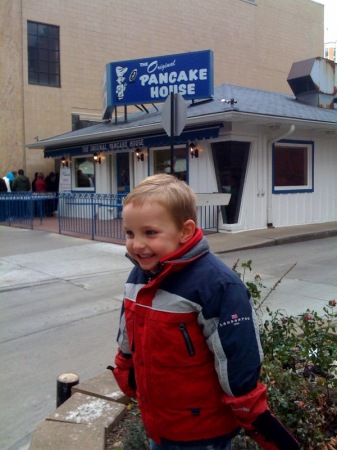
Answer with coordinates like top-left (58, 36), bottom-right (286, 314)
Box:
top-left (29, 83), bottom-right (337, 150)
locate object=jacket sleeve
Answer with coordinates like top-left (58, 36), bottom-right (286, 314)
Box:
top-left (111, 350), bottom-right (137, 398)
top-left (200, 279), bottom-right (264, 398)
top-left (221, 381), bottom-right (268, 430)
top-left (199, 278), bottom-right (299, 449)
top-left (109, 302), bottom-right (137, 398)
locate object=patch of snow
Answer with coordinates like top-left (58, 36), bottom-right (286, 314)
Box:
top-left (65, 398), bottom-right (112, 424)
top-left (106, 390), bottom-right (123, 399)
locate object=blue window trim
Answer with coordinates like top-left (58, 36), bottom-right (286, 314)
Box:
top-left (272, 139), bottom-right (314, 194)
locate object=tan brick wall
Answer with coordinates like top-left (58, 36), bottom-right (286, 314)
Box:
top-left (0, 0), bottom-right (25, 176)
top-left (0, 0), bottom-right (324, 180)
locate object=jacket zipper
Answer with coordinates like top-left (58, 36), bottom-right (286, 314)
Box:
top-left (179, 323), bottom-right (195, 356)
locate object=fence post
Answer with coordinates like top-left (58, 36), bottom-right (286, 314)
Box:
top-left (58, 193), bottom-right (62, 234)
top-left (91, 194), bottom-right (95, 240)
top-left (29, 193), bottom-right (34, 229)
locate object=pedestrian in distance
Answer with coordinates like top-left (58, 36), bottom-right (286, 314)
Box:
top-left (3, 172), bottom-right (14, 191)
top-left (45, 172), bottom-right (58, 192)
top-left (35, 172), bottom-right (47, 192)
top-left (11, 169), bottom-right (31, 192)
top-left (109, 174), bottom-right (299, 450)
top-left (0, 177), bottom-right (8, 191)
top-left (31, 172), bottom-right (38, 192)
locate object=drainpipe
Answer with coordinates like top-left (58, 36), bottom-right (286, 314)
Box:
top-left (266, 125), bottom-right (295, 227)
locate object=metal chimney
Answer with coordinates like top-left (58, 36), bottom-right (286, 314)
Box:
top-left (287, 57), bottom-right (336, 109)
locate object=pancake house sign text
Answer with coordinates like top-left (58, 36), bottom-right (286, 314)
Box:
top-left (102, 50), bottom-right (214, 119)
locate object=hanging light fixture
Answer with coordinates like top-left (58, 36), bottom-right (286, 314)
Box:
top-left (93, 152), bottom-right (101, 164)
top-left (61, 156), bottom-right (69, 168)
top-left (135, 148), bottom-right (144, 162)
top-left (189, 143), bottom-right (199, 158)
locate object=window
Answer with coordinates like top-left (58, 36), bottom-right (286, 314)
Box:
top-left (116, 153), bottom-right (130, 194)
top-left (73, 157), bottom-right (95, 190)
top-left (212, 141), bottom-right (250, 224)
top-left (27, 21), bottom-right (60, 87)
top-left (153, 147), bottom-right (187, 181)
top-left (272, 140), bottom-right (314, 193)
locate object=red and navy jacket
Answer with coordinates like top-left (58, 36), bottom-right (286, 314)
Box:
top-left (113, 228), bottom-right (266, 445)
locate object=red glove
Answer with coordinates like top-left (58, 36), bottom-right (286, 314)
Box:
top-left (107, 350), bottom-right (137, 398)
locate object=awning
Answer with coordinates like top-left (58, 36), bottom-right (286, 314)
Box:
top-left (44, 124), bottom-right (221, 158)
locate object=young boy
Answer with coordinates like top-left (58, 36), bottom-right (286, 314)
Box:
top-left (110, 174), bottom-right (299, 450)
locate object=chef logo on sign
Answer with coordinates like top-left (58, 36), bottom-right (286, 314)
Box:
top-left (115, 66), bottom-right (138, 101)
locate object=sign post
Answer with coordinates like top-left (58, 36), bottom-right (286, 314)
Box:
top-left (162, 93), bottom-right (187, 174)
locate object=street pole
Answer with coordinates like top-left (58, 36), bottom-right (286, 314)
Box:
top-left (170, 93), bottom-right (174, 174)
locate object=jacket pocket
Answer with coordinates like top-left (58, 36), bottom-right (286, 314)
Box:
top-left (179, 322), bottom-right (195, 356)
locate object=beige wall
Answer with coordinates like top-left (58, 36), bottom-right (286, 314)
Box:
top-left (0, 0), bottom-right (324, 180)
top-left (0, 0), bottom-right (25, 176)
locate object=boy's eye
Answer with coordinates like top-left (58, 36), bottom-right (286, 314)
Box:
top-left (125, 230), bottom-right (134, 238)
top-left (145, 230), bottom-right (157, 236)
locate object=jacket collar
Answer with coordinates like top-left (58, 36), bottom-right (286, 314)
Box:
top-left (126, 227), bottom-right (209, 277)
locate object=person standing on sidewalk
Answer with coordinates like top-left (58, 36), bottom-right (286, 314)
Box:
top-left (35, 172), bottom-right (47, 192)
top-left (110, 174), bottom-right (299, 450)
top-left (3, 172), bottom-right (14, 191)
top-left (12, 169), bottom-right (31, 192)
top-left (0, 177), bottom-right (8, 191)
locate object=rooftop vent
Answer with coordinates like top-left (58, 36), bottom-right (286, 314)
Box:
top-left (287, 57), bottom-right (336, 109)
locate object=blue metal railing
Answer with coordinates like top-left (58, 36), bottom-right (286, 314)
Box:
top-left (0, 192), bottom-right (58, 229)
top-left (58, 192), bottom-right (126, 240)
top-left (0, 192), bottom-right (220, 240)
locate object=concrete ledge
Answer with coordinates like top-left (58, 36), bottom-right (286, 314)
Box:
top-left (72, 370), bottom-right (128, 404)
top-left (47, 392), bottom-right (126, 427)
top-left (29, 372), bottom-right (129, 450)
top-left (29, 420), bottom-right (105, 450)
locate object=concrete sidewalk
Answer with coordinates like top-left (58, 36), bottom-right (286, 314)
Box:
top-left (2, 220), bottom-right (337, 255)
top-left (1, 221), bottom-right (336, 450)
top-left (206, 221), bottom-right (337, 254)
top-left (27, 221), bottom-right (337, 450)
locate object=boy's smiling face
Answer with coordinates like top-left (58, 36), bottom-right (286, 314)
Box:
top-left (123, 201), bottom-right (194, 271)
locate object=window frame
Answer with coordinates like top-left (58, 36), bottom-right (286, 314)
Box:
top-left (152, 146), bottom-right (188, 181)
top-left (27, 20), bottom-right (61, 87)
top-left (72, 156), bottom-right (96, 192)
top-left (272, 139), bottom-right (314, 194)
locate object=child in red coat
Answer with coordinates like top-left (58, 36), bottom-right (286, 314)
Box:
top-left (110, 174), bottom-right (299, 450)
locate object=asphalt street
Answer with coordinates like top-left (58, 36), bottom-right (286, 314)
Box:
top-left (0, 226), bottom-right (336, 450)
top-left (0, 227), bottom-right (132, 450)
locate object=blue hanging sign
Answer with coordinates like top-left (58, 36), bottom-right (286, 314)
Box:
top-left (102, 50), bottom-right (214, 119)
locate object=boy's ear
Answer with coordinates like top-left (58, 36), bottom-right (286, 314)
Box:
top-left (180, 219), bottom-right (196, 244)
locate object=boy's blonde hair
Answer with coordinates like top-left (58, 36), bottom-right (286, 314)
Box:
top-left (123, 174), bottom-right (197, 229)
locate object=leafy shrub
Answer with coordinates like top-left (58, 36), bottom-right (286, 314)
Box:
top-left (232, 259), bottom-right (337, 449)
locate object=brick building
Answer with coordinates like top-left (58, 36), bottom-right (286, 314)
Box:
top-left (1, 0), bottom-right (324, 179)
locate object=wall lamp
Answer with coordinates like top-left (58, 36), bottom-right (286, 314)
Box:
top-left (135, 148), bottom-right (144, 162)
top-left (93, 152), bottom-right (101, 164)
top-left (189, 142), bottom-right (199, 158)
top-left (61, 156), bottom-right (69, 168)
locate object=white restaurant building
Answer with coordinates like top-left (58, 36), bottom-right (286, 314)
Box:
top-left (29, 55), bottom-right (337, 233)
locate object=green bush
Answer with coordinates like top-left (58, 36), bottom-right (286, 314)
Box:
top-left (232, 259), bottom-right (337, 449)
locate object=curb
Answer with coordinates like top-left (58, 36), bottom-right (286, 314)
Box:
top-left (212, 228), bottom-right (337, 254)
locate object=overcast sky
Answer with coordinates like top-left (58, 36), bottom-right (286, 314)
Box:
top-left (314, 0), bottom-right (337, 42)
